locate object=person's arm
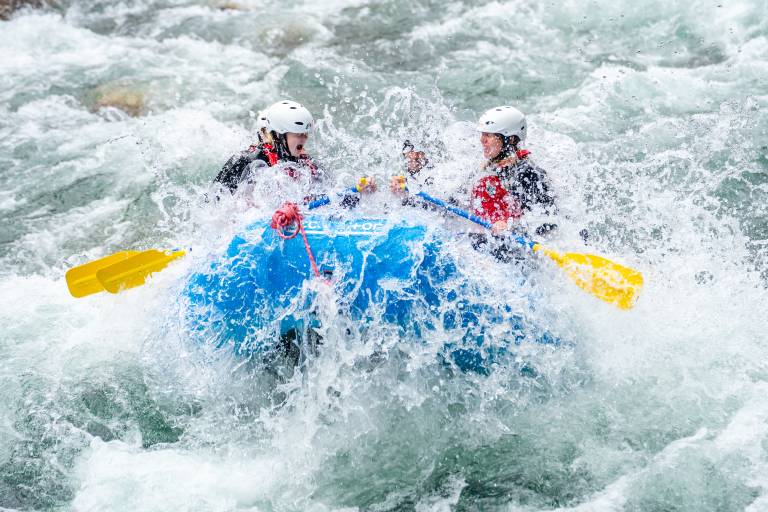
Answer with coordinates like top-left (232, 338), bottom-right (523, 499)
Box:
top-left (517, 166), bottom-right (556, 214)
top-left (214, 152), bottom-right (261, 193)
top-left (388, 175), bottom-right (446, 212)
top-left (338, 177), bottom-right (377, 208)
top-left (513, 165), bottom-right (558, 237)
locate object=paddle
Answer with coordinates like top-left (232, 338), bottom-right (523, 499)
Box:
top-left (415, 191), bottom-right (643, 310)
top-left (66, 195), bottom-right (337, 298)
top-left (65, 250), bottom-right (140, 298)
top-left (95, 249), bottom-right (186, 294)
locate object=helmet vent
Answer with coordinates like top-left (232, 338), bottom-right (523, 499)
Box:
top-left (295, 121), bottom-right (304, 125)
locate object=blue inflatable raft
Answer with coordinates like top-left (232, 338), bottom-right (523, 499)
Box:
top-left (184, 216), bottom-right (559, 372)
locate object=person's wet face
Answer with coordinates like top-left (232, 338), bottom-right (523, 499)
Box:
top-left (286, 132), bottom-right (309, 157)
top-left (480, 132), bottom-right (503, 160)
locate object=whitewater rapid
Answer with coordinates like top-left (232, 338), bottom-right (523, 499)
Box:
top-left (1, 0), bottom-right (767, 510)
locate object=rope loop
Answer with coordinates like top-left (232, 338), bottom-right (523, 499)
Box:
top-left (271, 202), bottom-right (325, 282)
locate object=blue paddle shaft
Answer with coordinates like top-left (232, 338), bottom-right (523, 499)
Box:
top-left (415, 192), bottom-right (536, 250)
top-left (305, 185), bottom-right (364, 210)
top-left (307, 196), bottom-right (331, 209)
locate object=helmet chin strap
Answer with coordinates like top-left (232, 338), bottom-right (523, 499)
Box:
top-left (272, 132), bottom-right (294, 161)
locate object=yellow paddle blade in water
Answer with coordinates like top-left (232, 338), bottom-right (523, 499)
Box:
top-left (65, 250), bottom-right (140, 298)
top-left (96, 249), bottom-right (186, 294)
top-left (533, 245), bottom-right (644, 310)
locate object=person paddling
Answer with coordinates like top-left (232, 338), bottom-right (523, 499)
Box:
top-left (458, 106), bottom-right (559, 262)
top-left (214, 100), bottom-right (375, 206)
top-left (215, 100), bottom-right (321, 193)
top-left (470, 106), bottom-right (556, 235)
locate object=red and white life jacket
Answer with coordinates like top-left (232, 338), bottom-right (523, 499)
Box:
top-left (470, 150), bottom-right (530, 223)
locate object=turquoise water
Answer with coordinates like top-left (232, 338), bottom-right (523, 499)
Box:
top-left (1, 0), bottom-right (767, 510)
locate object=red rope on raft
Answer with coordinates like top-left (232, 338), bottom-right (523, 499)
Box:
top-left (270, 202), bottom-right (323, 280)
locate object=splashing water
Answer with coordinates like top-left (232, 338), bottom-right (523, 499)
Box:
top-left (1, 0), bottom-right (767, 510)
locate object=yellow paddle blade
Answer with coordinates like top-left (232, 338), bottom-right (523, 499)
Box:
top-left (96, 249), bottom-right (186, 294)
top-left (66, 251), bottom-right (140, 298)
top-left (533, 245), bottom-right (644, 310)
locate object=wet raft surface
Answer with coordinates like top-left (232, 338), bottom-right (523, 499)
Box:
top-left (186, 217), bottom-right (559, 372)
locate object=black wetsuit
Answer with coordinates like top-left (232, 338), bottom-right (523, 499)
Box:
top-left (214, 144), bottom-right (274, 193)
top-left (495, 155), bottom-right (557, 236)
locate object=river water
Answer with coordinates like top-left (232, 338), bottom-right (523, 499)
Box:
top-left (1, 0), bottom-right (767, 510)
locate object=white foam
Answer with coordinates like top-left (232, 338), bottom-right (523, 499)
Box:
top-left (72, 438), bottom-right (286, 511)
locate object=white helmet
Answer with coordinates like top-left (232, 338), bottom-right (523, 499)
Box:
top-left (477, 106), bottom-right (527, 142)
top-left (255, 109), bottom-right (270, 132)
top-left (254, 109), bottom-right (271, 142)
top-left (265, 100), bottom-right (314, 135)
